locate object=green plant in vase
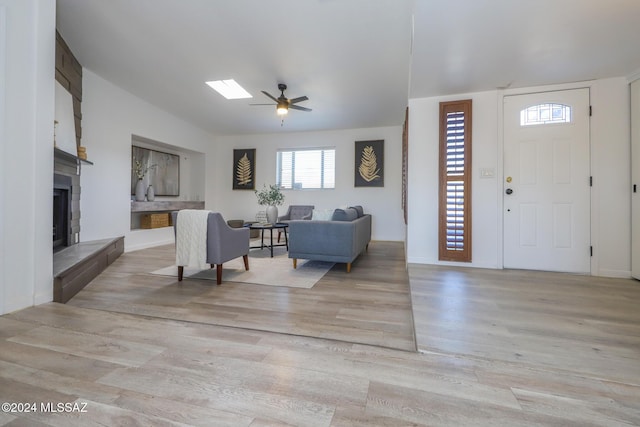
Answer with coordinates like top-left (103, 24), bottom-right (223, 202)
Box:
top-left (255, 184), bottom-right (284, 225)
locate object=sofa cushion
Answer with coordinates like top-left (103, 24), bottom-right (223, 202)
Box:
top-left (312, 208), bottom-right (334, 221)
top-left (332, 207), bottom-right (358, 221)
top-left (349, 205), bottom-right (364, 217)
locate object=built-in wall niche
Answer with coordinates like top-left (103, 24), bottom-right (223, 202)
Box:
top-left (130, 135), bottom-right (206, 230)
top-left (131, 145), bottom-right (180, 197)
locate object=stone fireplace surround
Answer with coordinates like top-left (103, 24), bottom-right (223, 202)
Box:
top-left (53, 149), bottom-right (81, 249)
top-left (50, 31), bottom-right (124, 303)
top-left (53, 173), bottom-right (72, 251)
top-left (52, 150), bottom-right (124, 303)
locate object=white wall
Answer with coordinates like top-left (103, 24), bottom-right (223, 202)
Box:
top-left (81, 70), bottom-right (215, 252)
top-left (215, 126), bottom-right (406, 241)
top-left (589, 78), bottom-right (631, 277)
top-left (0, 0), bottom-right (56, 315)
top-left (407, 78), bottom-right (631, 277)
top-left (407, 91), bottom-right (500, 268)
top-left (82, 70), bottom-right (404, 254)
top-left (0, 5), bottom-right (5, 314)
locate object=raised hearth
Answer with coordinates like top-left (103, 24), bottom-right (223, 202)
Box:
top-left (53, 237), bottom-right (124, 303)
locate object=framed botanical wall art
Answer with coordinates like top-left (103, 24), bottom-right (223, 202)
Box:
top-left (355, 139), bottom-right (384, 187)
top-left (131, 146), bottom-right (180, 196)
top-left (233, 148), bottom-right (256, 190)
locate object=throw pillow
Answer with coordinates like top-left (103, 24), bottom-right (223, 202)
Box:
top-left (332, 207), bottom-right (358, 221)
top-left (349, 205), bottom-right (364, 217)
top-left (312, 209), bottom-right (334, 221)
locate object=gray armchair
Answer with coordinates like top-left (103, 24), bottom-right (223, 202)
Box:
top-left (172, 211), bottom-right (250, 284)
top-left (277, 205), bottom-right (314, 242)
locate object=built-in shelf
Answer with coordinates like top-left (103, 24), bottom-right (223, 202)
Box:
top-left (130, 201), bottom-right (205, 230)
top-left (130, 200), bottom-right (205, 213)
top-left (54, 147), bottom-right (93, 165)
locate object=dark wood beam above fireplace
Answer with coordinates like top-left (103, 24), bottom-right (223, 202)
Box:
top-left (55, 30), bottom-right (82, 150)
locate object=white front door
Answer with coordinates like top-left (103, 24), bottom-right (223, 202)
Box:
top-left (503, 88), bottom-right (591, 273)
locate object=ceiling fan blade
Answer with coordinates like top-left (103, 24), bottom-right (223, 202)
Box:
top-left (289, 96), bottom-right (309, 104)
top-left (289, 105), bottom-right (312, 112)
top-left (261, 91), bottom-right (279, 103)
top-left (249, 103), bottom-right (276, 106)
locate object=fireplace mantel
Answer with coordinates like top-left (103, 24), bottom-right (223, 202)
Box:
top-left (54, 147), bottom-right (93, 166)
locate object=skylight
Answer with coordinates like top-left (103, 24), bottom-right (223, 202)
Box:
top-left (205, 79), bottom-right (252, 99)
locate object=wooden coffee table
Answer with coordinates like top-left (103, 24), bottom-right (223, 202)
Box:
top-left (245, 223), bottom-right (289, 257)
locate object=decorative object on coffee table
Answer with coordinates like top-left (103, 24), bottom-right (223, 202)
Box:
top-left (355, 139), bottom-right (384, 187)
top-left (233, 148), bottom-right (256, 190)
top-left (255, 184), bottom-right (284, 225)
top-left (255, 211), bottom-right (267, 223)
top-left (251, 211), bottom-right (268, 238)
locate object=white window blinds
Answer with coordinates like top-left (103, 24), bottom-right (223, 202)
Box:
top-left (277, 148), bottom-right (335, 189)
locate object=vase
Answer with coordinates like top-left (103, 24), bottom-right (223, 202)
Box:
top-left (135, 179), bottom-right (146, 201)
top-left (266, 205), bottom-right (278, 225)
top-left (146, 184), bottom-right (155, 201)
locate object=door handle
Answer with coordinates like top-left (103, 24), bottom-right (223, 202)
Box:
top-left (505, 188), bottom-right (513, 195)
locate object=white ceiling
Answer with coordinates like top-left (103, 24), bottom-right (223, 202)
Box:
top-left (56, 0), bottom-right (640, 136)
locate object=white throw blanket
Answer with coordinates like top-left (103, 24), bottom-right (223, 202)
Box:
top-left (175, 210), bottom-right (211, 269)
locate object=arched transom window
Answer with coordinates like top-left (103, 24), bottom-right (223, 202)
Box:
top-left (520, 103), bottom-right (572, 126)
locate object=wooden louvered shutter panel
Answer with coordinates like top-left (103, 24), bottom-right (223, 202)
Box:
top-left (439, 100), bottom-right (472, 262)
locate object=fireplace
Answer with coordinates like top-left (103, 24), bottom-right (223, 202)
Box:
top-left (53, 173), bottom-right (72, 252)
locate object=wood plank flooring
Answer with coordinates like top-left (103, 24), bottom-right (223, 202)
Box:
top-left (409, 264), bottom-right (640, 386)
top-left (0, 242), bottom-right (639, 425)
top-left (65, 241), bottom-right (416, 351)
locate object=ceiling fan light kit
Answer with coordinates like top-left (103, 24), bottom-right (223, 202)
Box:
top-left (251, 83), bottom-right (312, 118)
top-left (277, 101), bottom-right (289, 116)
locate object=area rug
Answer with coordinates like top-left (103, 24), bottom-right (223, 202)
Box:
top-left (150, 246), bottom-right (333, 289)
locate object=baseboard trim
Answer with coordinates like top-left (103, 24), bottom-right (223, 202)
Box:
top-left (596, 269), bottom-right (632, 279)
top-left (125, 238), bottom-right (174, 253)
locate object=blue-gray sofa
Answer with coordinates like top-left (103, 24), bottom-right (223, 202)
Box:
top-left (287, 206), bottom-right (371, 272)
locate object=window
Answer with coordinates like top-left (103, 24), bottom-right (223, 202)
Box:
top-left (276, 148), bottom-right (335, 189)
top-left (520, 103), bottom-right (571, 126)
top-left (439, 100), bottom-right (472, 262)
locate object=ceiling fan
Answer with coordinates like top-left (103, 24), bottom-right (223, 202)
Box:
top-left (251, 83), bottom-right (312, 116)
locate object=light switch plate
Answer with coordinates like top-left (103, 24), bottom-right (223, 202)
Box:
top-left (480, 168), bottom-right (495, 178)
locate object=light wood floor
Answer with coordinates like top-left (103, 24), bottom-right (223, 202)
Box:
top-left (66, 241), bottom-right (416, 351)
top-left (0, 243), bottom-right (639, 426)
top-left (409, 265), bottom-right (640, 385)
